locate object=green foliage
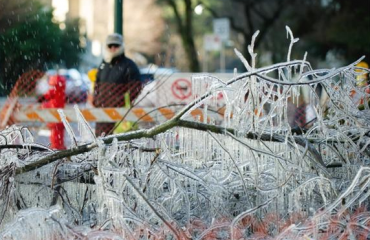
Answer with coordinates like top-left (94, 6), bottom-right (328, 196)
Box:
top-left (0, 4), bottom-right (84, 96)
top-left (156, 0), bottom-right (369, 71)
top-left (156, 0), bottom-right (222, 71)
top-left (324, 0), bottom-right (370, 60)
top-left (284, 0), bottom-right (370, 63)
top-left (159, 0), bottom-right (217, 35)
top-left (60, 18), bottom-right (85, 68)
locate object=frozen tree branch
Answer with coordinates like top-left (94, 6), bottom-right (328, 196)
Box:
top-left (1, 27), bottom-right (370, 239)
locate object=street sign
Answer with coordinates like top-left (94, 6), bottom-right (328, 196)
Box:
top-left (213, 18), bottom-right (230, 41)
top-left (171, 78), bottom-right (192, 100)
top-left (204, 34), bottom-right (221, 51)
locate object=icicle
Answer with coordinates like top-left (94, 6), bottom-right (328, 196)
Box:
top-left (58, 109), bottom-right (77, 147)
top-left (248, 30), bottom-right (259, 70)
top-left (74, 105), bottom-right (96, 143)
top-left (285, 26), bottom-right (299, 63)
top-left (234, 48), bottom-right (252, 72)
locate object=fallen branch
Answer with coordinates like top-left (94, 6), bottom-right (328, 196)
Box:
top-left (15, 118), bottom-right (343, 175)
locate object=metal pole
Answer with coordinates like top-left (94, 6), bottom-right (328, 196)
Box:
top-left (114, 0), bottom-right (123, 34)
top-left (220, 42), bottom-right (225, 73)
top-left (203, 47), bottom-right (208, 72)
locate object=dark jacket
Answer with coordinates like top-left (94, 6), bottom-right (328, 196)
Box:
top-left (96, 54), bottom-right (140, 84)
top-left (93, 54), bottom-right (142, 108)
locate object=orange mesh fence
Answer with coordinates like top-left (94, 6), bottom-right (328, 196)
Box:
top-left (92, 81), bottom-right (143, 136)
top-left (92, 82), bottom-right (142, 108)
top-left (1, 71), bottom-right (312, 141)
top-left (0, 69), bottom-right (93, 129)
top-left (0, 70), bottom-right (44, 128)
top-left (7, 70), bottom-right (44, 98)
top-left (0, 71), bottom-right (144, 145)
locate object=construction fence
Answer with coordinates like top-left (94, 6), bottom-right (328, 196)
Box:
top-left (0, 70), bottom-right (311, 148)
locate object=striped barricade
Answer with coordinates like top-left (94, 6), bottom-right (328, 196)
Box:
top-left (13, 106), bottom-right (227, 123)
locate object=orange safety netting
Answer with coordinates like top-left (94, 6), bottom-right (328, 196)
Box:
top-left (92, 82), bottom-right (142, 108)
top-left (92, 81), bottom-right (143, 136)
top-left (1, 70), bottom-right (312, 137)
top-left (0, 70), bottom-right (44, 129)
top-left (0, 70), bottom-right (143, 138)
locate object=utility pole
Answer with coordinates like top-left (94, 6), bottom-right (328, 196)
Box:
top-left (114, 0), bottom-right (123, 35)
top-left (220, 42), bottom-right (225, 73)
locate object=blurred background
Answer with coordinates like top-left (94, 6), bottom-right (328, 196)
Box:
top-left (0, 0), bottom-right (369, 97)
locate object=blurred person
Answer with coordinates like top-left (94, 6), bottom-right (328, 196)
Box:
top-left (350, 61), bottom-right (369, 106)
top-left (93, 33), bottom-right (142, 136)
top-left (355, 61), bottom-right (369, 86)
top-left (40, 74), bottom-right (66, 149)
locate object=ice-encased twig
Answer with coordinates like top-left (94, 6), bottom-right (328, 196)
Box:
top-left (57, 109), bottom-right (77, 147)
top-left (74, 105), bottom-right (97, 143)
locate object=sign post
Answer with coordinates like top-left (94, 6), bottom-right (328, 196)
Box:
top-left (213, 18), bottom-right (230, 73)
top-left (203, 34), bottom-right (222, 72)
top-left (114, 0), bottom-right (123, 34)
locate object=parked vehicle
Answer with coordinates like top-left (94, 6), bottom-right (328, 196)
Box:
top-left (36, 69), bottom-right (91, 104)
top-left (140, 65), bottom-right (179, 83)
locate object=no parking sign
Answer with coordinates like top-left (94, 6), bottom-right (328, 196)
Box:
top-left (135, 73), bottom-right (234, 107)
top-left (171, 78), bottom-right (192, 100)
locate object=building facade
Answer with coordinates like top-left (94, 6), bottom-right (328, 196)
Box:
top-left (49, 0), bottom-right (163, 71)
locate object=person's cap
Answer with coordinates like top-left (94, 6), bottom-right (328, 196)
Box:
top-left (106, 33), bottom-right (123, 46)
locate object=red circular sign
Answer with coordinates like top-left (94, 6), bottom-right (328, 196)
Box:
top-left (171, 79), bottom-right (192, 100)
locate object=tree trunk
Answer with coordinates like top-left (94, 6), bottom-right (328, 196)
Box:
top-left (181, 32), bottom-right (200, 72)
top-left (165, 0), bottom-right (200, 72)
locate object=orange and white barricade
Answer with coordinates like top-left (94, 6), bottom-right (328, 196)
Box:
top-left (12, 106), bottom-right (226, 124)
